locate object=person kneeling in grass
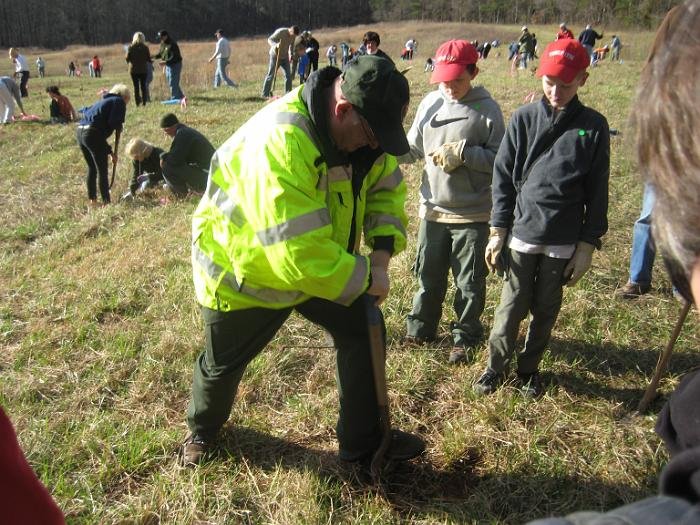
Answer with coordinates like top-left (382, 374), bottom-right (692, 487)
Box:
top-left (159, 113), bottom-right (215, 197)
top-left (121, 138), bottom-right (165, 200)
top-left (46, 86), bottom-right (77, 124)
top-left (474, 38), bottom-right (609, 398)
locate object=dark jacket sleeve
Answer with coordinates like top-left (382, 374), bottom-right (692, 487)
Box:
top-left (162, 127), bottom-right (189, 167)
top-left (168, 42), bottom-right (182, 65)
top-left (580, 122), bottom-right (609, 247)
top-left (490, 118), bottom-right (518, 229)
top-left (129, 160), bottom-right (140, 193)
top-left (106, 98), bottom-right (126, 133)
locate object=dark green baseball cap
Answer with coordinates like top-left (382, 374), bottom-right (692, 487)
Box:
top-left (341, 55), bottom-right (410, 156)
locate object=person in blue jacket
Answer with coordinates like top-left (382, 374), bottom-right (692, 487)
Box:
top-left (76, 84), bottom-right (130, 205)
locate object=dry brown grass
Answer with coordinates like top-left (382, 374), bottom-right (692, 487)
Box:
top-left (1, 19), bottom-right (698, 525)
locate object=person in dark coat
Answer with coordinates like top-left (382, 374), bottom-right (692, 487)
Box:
top-left (154, 30), bottom-right (184, 100)
top-left (578, 24), bottom-right (604, 63)
top-left (122, 137), bottom-right (165, 199)
top-left (528, 4), bottom-right (700, 520)
top-left (159, 113), bottom-right (215, 196)
top-left (126, 31), bottom-right (152, 106)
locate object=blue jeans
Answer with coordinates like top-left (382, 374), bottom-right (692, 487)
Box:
top-left (165, 62), bottom-right (184, 100)
top-left (214, 57), bottom-right (236, 87)
top-left (628, 184), bottom-right (656, 286)
top-left (261, 54), bottom-right (292, 97)
top-left (519, 52), bottom-right (528, 69)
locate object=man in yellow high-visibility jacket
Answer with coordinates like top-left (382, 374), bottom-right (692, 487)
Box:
top-left (183, 55), bottom-right (425, 466)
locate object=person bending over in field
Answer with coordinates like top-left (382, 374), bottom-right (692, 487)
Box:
top-left (121, 138), bottom-right (165, 200)
top-left (46, 86), bottom-right (77, 124)
top-left (158, 113), bottom-right (214, 197)
top-left (181, 55), bottom-right (424, 467)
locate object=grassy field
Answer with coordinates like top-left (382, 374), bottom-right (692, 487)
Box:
top-left (1, 20), bottom-right (698, 524)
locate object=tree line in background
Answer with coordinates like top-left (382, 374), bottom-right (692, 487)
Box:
top-left (370, 0), bottom-right (681, 27)
top-left (0, 0), bottom-right (679, 49)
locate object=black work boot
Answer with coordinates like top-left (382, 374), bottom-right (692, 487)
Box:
top-left (473, 368), bottom-right (505, 395)
top-left (517, 371), bottom-right (544, 398)
top-left (339, 429), bottom-right (425, 463)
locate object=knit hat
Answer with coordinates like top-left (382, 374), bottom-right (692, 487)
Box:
top-left (537, 39), bottom-right (590, 83)
top-left (341, 55), bottom-right (410, 156)
top-left (430, 40), bottom-right (479, 84)
top-left (159, 113), bottom-right (179, 128)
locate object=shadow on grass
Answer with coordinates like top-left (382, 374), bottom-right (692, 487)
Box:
top-left (548, 336), bottom-right (698, 412)
top-left (216, 426), bottom-right (653, 522)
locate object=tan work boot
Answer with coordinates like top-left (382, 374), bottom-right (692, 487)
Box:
top-left (616, 281), bottom-right (651, 299)
top-left (180, 434), bottom-right (211, 466)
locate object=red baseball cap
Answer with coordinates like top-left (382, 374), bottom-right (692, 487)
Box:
top-left (430, 40), bottom-right (479, 84)
top-left (536, 39), bottom-right (590, 83)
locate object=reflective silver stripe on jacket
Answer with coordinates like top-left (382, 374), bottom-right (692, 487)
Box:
top-left (193, 244), bottom-right (305, 304)
top-left (368, 166), bottom-right (402, 194)
top-left (364, 214), bottom-right (406, 236)
top-left (205, 178), bottom-right (246, 227)
top-left (317, 165), bottom-right (352, 192)
top-left (273, 111), bottom-right (321, 147)
top-left (207, 110), bottom-right (323, 223)
top-left (336, 255), bottom-right (369, 305)
top-left (256, 208), bottom-right (331, 246)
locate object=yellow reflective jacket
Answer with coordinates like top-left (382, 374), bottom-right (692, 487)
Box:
top-left (192, 84), bottom-right (407, 311)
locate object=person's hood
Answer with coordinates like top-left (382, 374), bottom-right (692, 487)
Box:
top-left (439, 84), bottom-right (493, 105)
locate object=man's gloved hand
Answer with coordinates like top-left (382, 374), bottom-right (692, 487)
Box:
top-left (367, 266), bottom-right (390, 306)
top-left (563, 241), bottom-right (595, 286)
top-left (368, 249), bottom-right (391, 271)
top-left (485, 227), bottom-right (508, 274)
top-left (429, 139), bottom-right (466, 172)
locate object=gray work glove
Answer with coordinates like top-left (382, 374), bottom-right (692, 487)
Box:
top-left (429, 139), bottom-right (466, 172)
top-left (563, 241), bottom-right (595, 286)
top-left (485, 227), bottom-right (508, 274)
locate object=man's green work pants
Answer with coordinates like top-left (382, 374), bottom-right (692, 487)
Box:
top-left (186, 295), bottom-right (383, 460)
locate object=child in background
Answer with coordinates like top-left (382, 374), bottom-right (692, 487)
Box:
top-left (475, 38), bottom-right (609, 397)
top-left (326, 44), bottom-right (337, 67)
top-left (295, 44), bottom-right (309, 83)
top-left (46, 86), bottom-right (77, 124)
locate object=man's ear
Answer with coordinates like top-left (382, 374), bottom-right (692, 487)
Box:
top-left (579, 71), bottom-right (589, 87)
top-left (333, 98), bottom-right (354, 120)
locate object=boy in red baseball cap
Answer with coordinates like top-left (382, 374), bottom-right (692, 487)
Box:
top-left (402, 39), bottom-right (505, 364)
top-left (475, 38), bottom-right (610, 397)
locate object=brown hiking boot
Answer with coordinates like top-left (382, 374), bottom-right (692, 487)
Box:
top-left (616, 281), bottom-right (651, 299)
top-left (448, 345), bottom-right (476, 365)
top-left (401, 335), bottom-right (434, 347)
top-left (180, 434), bottom-right (211, 466)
